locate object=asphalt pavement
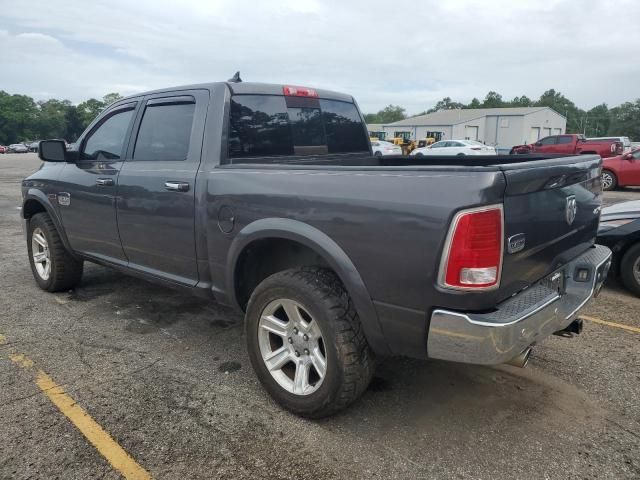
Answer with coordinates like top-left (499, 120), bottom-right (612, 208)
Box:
top-left (1, 153), bottom-right (638, 479)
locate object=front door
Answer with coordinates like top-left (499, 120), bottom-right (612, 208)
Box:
top-left (57, 102), bottom-right (138, 262)
top-left (116, 90), bottom-right (208, 285)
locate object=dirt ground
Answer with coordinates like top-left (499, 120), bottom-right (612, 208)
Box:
top-left (1, 153), bottom-right (638, 479)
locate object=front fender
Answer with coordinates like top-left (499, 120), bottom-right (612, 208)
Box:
top-left (22, 189), bottom-right (75, 256)
top-left (227, 218), bottom-right (390, 356)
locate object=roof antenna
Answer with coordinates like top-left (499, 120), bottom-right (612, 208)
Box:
top-left (228, 71), bottom-right (242, 83)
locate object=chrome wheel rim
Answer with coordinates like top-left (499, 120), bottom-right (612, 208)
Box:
top-left (258, 299), bottom-right (327, 396)
top-left (31, 227), bottom-right (51, 280)
top-left (602, 172), bottom-right (613, 190)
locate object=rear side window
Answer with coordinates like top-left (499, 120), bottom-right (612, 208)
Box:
top-left (228, 95), bottom-right (368, 159)
top-left (82, 109), bottom-right (134, 160)
top-left (133, 103), bottom-right (195, 161)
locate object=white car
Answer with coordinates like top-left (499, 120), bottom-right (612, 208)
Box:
top-left (372, 140), bottom-right (402, 156)
top-left (411, 140), bottom-right (496, 156)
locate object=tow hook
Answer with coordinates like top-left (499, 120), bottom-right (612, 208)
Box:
top-left (553, 318), bottom-right (583, 337)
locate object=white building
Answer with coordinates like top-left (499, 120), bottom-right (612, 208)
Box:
top-left (369, 107), bottom-right (566, 147)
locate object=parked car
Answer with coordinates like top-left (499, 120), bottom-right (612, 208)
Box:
top-left (28, 141), bottom-right (40, 153)
top-left (511, 134), bottom-right (623, 158)
top-left (597, 200), bottom-right (640, 296)
top-left (24, 79), bottom-right (611, 417)
top-left (589, 136), bottom-right (632, 153)
top-left (8, 143), bottom-right (29, 153)
top-left (371, 140), bottom-right (402, 156)
top-left (0, 145), bottom-right (7, 154)
top-left (411, 139), bottom-right (497, 156)
top-left (601, 149), bottom-right (640, 191)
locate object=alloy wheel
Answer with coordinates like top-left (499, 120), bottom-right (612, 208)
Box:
top-left (31, 227), bottom-right (51, 280)
top-left (257, 298), bottom-right (327, 396)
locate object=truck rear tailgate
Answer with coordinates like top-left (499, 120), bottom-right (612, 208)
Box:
top-left (499, 155), bottom-right (602, 298)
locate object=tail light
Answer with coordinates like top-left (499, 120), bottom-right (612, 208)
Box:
top-left (438, 205), bottom-right (504, 290)
top-left (283, 86), bottom-right (319, 98)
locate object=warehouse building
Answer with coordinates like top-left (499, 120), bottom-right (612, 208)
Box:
top-left (369, 107), bottom-right (566, 147)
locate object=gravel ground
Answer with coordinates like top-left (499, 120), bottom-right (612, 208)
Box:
top-left (1, 153), bottom-right (638, 479)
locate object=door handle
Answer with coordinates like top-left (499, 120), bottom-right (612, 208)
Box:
top-left (96, 178), bottom-right (114, 186)
top-left (164, 181), bottom-right (190, 192)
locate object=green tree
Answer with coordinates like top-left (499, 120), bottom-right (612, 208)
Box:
top-left (468, 97), bottom-right (481, 109)
top-left (363, 104), bottom-right (406, 124)
top-left (76, 98), bottom-right (105, 127)
top-left (102, 92), bottom-right (123, 106)
top-left (0, 91), bottom-right (39, 144)
top-left (427, 97), bottom-right (465, 113)
top-left (35, 99), bottom-right (72, 140)
top-left (511, 95), bottom-right (533, 107)
top-left (481, 91), bottom-right (504, 108)
top-left (585, 103), bottom-right (610, 137)
top-left (535, 89), bottom-right (583, 132)
top-left (608, 100), bottom-right (640, 139)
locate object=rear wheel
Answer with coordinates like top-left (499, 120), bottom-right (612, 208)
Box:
top-left (601, 170), bottom-right (617, 191)
top-left (245, 267), bottom-right (374, 418)
top-left (27, 213), bottom-right (83, 292)
top-left (620, 243), bottom-right (640, 297)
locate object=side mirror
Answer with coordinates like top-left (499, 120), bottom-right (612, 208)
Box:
top-left (535, 142), bottom-right (542, 147)
top-left (38, 140), bottom-right (67, 162)
top-left (624, 153), bottom-right (633, 160)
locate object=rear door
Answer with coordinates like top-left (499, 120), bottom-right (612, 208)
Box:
top-left (116, 90), bottom-right (209, 285)
top-left (499, 156), bottom-right (602, 296)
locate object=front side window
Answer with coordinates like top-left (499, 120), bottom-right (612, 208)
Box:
top-left (133, 102), bottom-right (195, 161)
top-left (539, 136), bottom-right (556, 145)
top-left (557, 136), bottom-right (573, 144)
top-left (82, 109), bottom-right (134, 160)
top-left (228, 95), bottom-right (368, 159)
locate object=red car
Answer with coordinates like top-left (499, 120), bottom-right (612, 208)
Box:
top-left (511, 134), bottom-right (623, 158)
top-left (0, 145), bottom-right (7, 154)
top-left (602, 148), bottom-right (640, 191)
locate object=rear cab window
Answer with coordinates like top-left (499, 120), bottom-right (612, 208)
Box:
top-left (228, 94), bottom-right (369, 161)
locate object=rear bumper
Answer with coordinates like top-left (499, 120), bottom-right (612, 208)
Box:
top-left (427, 244), bottom-right (612, 365)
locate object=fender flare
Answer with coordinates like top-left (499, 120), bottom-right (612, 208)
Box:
top-left (22, 190), bottom-right (75, 255)
top-left (226, 218), bottom-right (390, 355)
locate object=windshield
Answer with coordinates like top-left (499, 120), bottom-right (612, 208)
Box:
top-left (228, 94), bottom-right (369, 160)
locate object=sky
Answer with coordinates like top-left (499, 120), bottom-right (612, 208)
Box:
top-left (0, 0), bottom-right (638, 114)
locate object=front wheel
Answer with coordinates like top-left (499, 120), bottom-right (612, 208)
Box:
top-left (27, 213), bottom-right (83, 292)
top-left (601, 170), bottom-right (617, 191)
top-left (245, 267), bottom-right (374, 418)
top-left (620, 243), bottom-right (640, 297)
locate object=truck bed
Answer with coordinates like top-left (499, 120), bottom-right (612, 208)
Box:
top-left (228, 153), bottom-right (582, 168)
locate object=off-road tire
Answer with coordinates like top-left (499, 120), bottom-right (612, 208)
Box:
top-left (27, 212), bottom-right (83, 292)
top-left (245, 267), bottom-right (375, 418)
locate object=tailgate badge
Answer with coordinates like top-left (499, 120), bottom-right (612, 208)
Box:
top-left (507, 233), bottom-right (526, 254)
top-left (565, 195), bottom-right (577, 225)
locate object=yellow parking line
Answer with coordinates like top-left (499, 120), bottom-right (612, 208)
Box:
top-left (8, 349), bottom-right (151, 480)
top-left (580, 315), bottom-right (640, 334)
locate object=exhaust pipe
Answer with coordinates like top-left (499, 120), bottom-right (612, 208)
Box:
top-left (505, 348), bottom-right (532, 368)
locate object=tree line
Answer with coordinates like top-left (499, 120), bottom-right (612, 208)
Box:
top-left (364, 89), bottom-right (640, 140)
top-left (0, 91), bottom-right (122, 145)
top-left (1, 88), bottom-right (638, 145)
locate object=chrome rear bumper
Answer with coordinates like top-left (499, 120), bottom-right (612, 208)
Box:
top-left (427, 244), bottom-right (612, 365)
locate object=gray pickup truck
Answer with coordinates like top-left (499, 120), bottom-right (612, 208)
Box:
top-left (23, 79), bottom-right (612, 417)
